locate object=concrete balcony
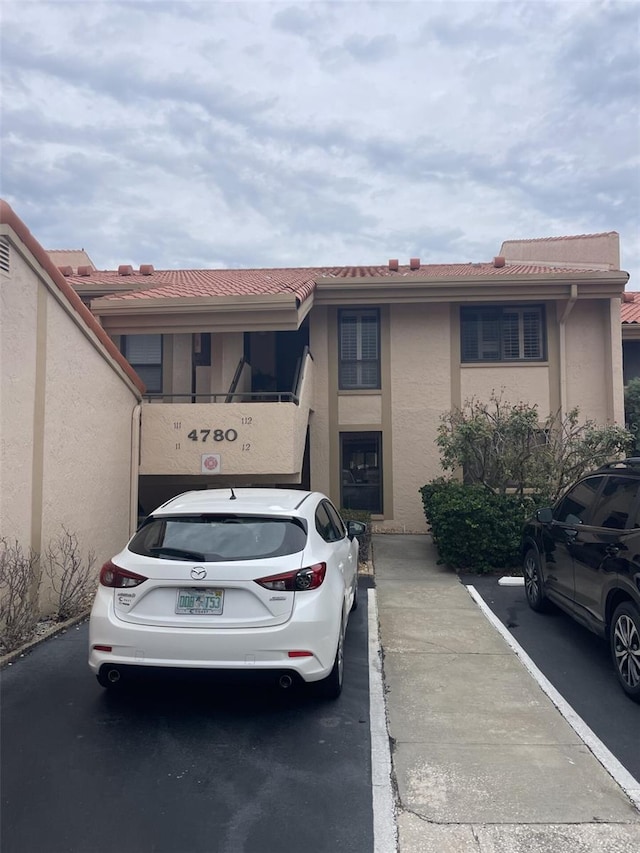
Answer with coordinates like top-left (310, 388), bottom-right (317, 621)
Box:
top-left (139, 354), bottom-right (313, 478)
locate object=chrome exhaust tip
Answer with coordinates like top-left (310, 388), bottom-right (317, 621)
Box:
top-left (107, 668), bottom-right (121, 683)
top-left (278, 674), bottom-right (293, 689)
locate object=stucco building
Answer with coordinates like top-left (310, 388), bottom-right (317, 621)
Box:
top-left (1, 199), bottom-right (632, 583)
top-left (62, 229), bottom-right (629, 534)
top-left (0, 202), bottom-right (144, 612)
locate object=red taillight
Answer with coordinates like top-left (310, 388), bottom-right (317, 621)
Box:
top-left (255, 563), bottom-right (327, 592)
top-left (99, 560), bottom-right (147, 588)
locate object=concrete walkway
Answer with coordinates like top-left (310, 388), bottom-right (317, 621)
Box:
top-left (373, 534), bottom-right (640, 853)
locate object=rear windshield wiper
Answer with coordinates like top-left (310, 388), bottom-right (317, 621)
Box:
top-left (149, 546), bottom-right (206, 561)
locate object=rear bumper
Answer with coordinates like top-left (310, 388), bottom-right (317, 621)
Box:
top-left (95, 663), bottom-right (305, 688)
top-left (89, 593), bottom-right (341, 683)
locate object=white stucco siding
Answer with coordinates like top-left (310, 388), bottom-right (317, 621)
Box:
top-left (170, 333), bottom-right (192, 398)
top-left (0, 255), bottom-right (38, 546)
top-left (139, 400), bottom-right (308, 476)
top-left (564, 301), bottom-right (610, 423)
top-left (460, 366), bottom-right (551, 414)
top-left (1, 238), bottom-right (140, 616)
top-left (221, 333), bottom-right (245, 390)
top-left (388, 303), bottom-right (452, 532)
top-left (193, 333), bottom-right (251, 399)
top-left (338, 394), bottom-right (382, 425)
top-left (40, 294), bottom-right (137, 574)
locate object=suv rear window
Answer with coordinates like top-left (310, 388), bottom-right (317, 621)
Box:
top-left (129, 515), bottom-right (307, 561)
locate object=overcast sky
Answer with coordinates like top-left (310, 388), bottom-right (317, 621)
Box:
top-left (2, 0), bottom-right (639, 284)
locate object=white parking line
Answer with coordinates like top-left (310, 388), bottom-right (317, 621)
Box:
top-left (368, 589), bottom-right (398, 852)
top-left (466, 584), bottom-right (640, 812)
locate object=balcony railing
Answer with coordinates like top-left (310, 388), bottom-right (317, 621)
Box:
top-left (143, 391), bottom-right (301, 403)
top-left (142, 347), bottom-right (312, 405)
top-left (139, 350), bottom-right (314, 478)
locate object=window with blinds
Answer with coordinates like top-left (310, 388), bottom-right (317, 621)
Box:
top-left (122, 334), bottom-right (163, 392)
top-left (461, 306), bottom-right (545, 362)
top-left (339, 309), bottom-right (380, 389)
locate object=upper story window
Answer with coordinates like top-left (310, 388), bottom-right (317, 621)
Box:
top-left (339, 308), bottom-right (380, 389)
top-left (121, 334), bottom-right (163, 392)
top-left (461, 305), bottom-right (546, 363)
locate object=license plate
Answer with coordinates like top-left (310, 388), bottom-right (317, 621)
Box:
top-left (176, 588), bottom-right (224, 615)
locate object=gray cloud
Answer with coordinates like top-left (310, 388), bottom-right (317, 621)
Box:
top-left (558, 2), bottom-right (640, 106)
top-left (1, 37), bottom-right (277, 126)
top-left (271, 4), bottom-right (318, 37)
top-left (343, 34), bottom-right (398, 64)
top-left (1, 0), bottom-right (638, 283)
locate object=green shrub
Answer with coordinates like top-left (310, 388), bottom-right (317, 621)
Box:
top-left (339, 508), bottom-right (371, 563)
top-left (437, 393), bottom-right (632, 501)
top-left (419, 480), bottom-right (544, 574)
top-left (424, 392), bottom-right (633, 573)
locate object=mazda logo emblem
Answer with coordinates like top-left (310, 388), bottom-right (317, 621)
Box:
top-left (191, 567), bottom-right (207, 580)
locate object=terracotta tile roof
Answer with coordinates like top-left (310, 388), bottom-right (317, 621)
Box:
top-left (86, 268), bottom-right (322, 303)
top-left (318, 262), bottom-right (596, 277)
top-left (72, 261), bottom-right (605, 303)
top-left (622, 293), bottom-right (640, 323)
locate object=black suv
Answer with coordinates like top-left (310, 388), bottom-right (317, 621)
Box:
top-left (521, 459), bottom-right (640, 702)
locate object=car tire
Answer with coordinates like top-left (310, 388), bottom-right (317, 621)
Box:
top-left (610, 601), bottom-right (640, 703)
top-left (350, 574), bottom-right (359, 612)
top-left (317, 620), bottom-right (344, 700)
top-left (523, 548), bottom-right (548, 613)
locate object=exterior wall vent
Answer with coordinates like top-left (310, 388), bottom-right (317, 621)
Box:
top-left (77, 265), bottom-right (92, 276)
top-left (139, 264), bottom-right (155, 275)
top-left (409, 258), bottom-right (420, 270)
top-left (118, 265), bottom-right (134, 276)
top-left (0, 237), bottom-right (10, 274)
top-left (493, 256), bottom-right (506, 268)
top-left (388, 259), bottom-right (399, 272)
top-left (58, 265), bottom-right (73, 276)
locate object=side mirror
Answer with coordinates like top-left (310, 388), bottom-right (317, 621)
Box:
top-left (347, 520), bottom-right (367, 540)
top-left (536, 507), bottom-right (554, 524)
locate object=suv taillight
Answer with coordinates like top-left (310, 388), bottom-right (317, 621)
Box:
top-left (99, 560), bottom-right (147, 588)
top-left (256, 563), bottom-right (326, 592)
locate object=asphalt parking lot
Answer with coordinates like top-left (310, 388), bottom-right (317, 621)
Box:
top-left (1, 580), bottom-right (375, 853)
top-left (463, 573), bottom-right (640, 782)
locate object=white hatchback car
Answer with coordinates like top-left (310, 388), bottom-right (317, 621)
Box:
top-left (89, 488), bottom-right (364, 698)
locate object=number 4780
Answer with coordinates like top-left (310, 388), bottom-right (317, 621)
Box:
top-left (187, 429), bottom-right (238, 442)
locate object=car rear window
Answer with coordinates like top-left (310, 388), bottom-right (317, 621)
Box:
top-left (129, 515), bottom-right (307, 561)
